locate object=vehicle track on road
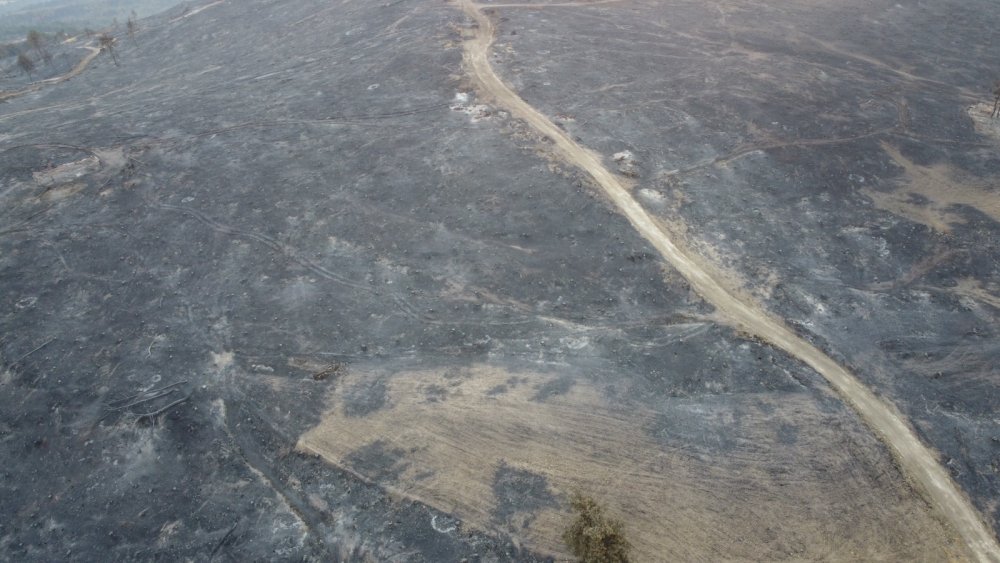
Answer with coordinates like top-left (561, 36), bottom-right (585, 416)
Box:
top-left (456, 0), bottom-right (1000, 560)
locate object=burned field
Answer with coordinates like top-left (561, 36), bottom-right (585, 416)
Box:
top-left (1, 0), bottom-right (999, 561)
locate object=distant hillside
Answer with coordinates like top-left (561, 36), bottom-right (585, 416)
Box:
top-left (0, 0), bottom-right (180, 39)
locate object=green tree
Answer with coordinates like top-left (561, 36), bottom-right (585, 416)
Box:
top-left (562, 493), bottom-right (632, 563)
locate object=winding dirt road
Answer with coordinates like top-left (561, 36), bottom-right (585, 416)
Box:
top-left (0, 45), bottom-right (101, 103)
top-left (456, 0), bottom-right (1000, 560)
top-left (0, 0), bottom-right (226, 104)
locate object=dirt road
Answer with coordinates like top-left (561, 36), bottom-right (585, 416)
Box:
top-left (0, 45), bottom-right (100, 103)
top-left (456, 0), bottom-right (1000, 560)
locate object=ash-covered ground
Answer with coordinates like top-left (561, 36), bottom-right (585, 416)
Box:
top-left (484, 0), bottom-right (1000, 541)
top-left (0, 0), bottom-right (997, 560)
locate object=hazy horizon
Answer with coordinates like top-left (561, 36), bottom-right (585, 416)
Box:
top-left (0, 0), bottom-right (181, 40)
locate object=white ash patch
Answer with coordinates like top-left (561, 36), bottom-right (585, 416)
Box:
top-left (967, 102), bottom-right (1000, 141)
top-left (560, 336), bottom-right (590, 350)
top-left (638, 188), bottom-right (666, 204)
top-left (450, 91), bottom-right (498, 123)
top-left (612, 150), bottom-right (640, 178)
top-left (799, 292), bottom-right (828, 316)
top-left (431, 514), bottom-right (459, 534)
top-left (210, 350), bottom-right (234, 373)
top-left (613, 150), bottom-right (635, 163)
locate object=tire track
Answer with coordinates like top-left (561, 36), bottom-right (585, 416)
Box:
top-left (455, 0), bottom-right (1000, 560)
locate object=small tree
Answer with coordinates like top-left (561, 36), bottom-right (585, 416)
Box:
top-left (17, 53), bottom-right (35, 79)
top-left (562, 493), bottom-right (632, 563)
top-left (126, 15), bottom-right (139, 47)
top-left (26, 30), bottom-right (52, 64)
top-left (98, 33), bottom-right (118, 66)
top-left (26, 30), bottom-right (43, 54)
